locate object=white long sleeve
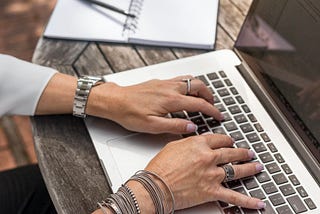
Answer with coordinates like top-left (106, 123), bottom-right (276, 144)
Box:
top-left (0, 54), bottom-right (57, 116)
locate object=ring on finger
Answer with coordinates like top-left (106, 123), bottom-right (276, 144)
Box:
top-left (221, 164), bottom-right (235, 182)
top-left (182, 78), bottom-right (192, 95)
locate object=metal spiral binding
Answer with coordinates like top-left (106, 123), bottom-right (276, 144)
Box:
top-left (123, 0), bottom-right (144, 36)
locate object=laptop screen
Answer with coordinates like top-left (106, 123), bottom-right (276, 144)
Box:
top-left (234, 0), bottom-right (320, 161)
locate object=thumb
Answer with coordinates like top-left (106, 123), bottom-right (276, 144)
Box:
top-left (150, 116), bottom-right (198, 134)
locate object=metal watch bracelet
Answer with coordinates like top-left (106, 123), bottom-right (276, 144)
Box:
top-left (73, 76), bottom-right (103, 118)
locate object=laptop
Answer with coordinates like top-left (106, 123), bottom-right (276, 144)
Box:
top-left (85, 0), bottom-right (320, 213)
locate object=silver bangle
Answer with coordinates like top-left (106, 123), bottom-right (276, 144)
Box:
top-left (73, 76), bottom-right (103, 118)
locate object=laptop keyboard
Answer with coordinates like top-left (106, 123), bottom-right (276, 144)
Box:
top-left (171, 71), bottom-right (317, 214)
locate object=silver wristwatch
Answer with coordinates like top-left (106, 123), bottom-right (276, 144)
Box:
top-left (73, 76), bottom-right (103, 118)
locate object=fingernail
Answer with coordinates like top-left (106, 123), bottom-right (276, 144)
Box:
top-left (220, 113), bottom-right (225, 121)
top-left (231, 138), bottom-right (235, 145)
top-left (257, 201), bottom-right (266, 209)
top-left (256, 163), bottom-right (264, 172)
top-left (186, 123), bottom-right (198, 132)
top-left (248, 150), bottom-right (255, 159)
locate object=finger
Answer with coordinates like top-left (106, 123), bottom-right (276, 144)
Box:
top-left (217, 187), bottom-right (266, 209)
top-left (169, 75), bottom-right (195, 82)
top-left (188, 79), bottom-right (214, 104)
top-left (201, 134), bottom-right (234, 149)
top-left (215, 148), bottom-right (254, 164)
top-left (172, 95), bottom-right (223, 121)
top-left (229, 162), bottom-right (264, 180)
top-left (148, 116), bottom-right (198, 134)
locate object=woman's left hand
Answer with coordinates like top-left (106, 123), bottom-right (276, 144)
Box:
top-left (87, 76), bottom-right (223, 134)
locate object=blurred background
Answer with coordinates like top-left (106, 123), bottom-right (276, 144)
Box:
top-left (0, 0), bottom-right (56, 171)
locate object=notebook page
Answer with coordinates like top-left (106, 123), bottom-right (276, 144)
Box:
top-left (44, 0), bottom-right (131, 42)
top-left (128, 0), bottom-right (219, 49)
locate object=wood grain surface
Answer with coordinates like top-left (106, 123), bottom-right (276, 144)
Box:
top-left (32, 1), bottom-right (252, 213)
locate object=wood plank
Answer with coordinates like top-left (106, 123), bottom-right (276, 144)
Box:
top-left (32, 115), bottom-right (109, 214)
top-left (99, 44), bottom-right (145, 72)
top-left (230, 0), bottom-right (253, 16)
top-left (215, 24), bottom-right (235, 50)
top-left (172, 48), bottom-right (207, 59)
top-left (218, 0), bottom-right (247, 41)
top-left (32, 37), bottom-right (87, 68)
top-left (135, 46), bottom-right (176, 65)
top-left (74, 43), bottom-right (113, 76)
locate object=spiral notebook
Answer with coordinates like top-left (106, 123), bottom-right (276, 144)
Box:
top-left (44, 0), bottom-right (219, 49)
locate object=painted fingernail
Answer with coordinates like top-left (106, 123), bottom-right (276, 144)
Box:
top-left (257, 201), bottom-right (266, 209)
top-left (256, 163), bottom-right (264, 172)
top-left (186, 123), bottom-right (198, 132)
top-left (248, 150), bottom-right (255, 159)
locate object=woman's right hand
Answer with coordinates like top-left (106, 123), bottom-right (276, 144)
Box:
top-left (143, 133), bottom-right (265, 212)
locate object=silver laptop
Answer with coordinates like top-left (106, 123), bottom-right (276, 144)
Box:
top-left (85, 0), bottom-right (320, 213)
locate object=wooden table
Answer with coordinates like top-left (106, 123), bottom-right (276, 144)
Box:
top-left (32, 1), bottom-right (252, 213)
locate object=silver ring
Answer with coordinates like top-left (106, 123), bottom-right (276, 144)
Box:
top-left (222, 164), bottom-right (235, 182)
top-left (182, 78), bottom-right (192, 95)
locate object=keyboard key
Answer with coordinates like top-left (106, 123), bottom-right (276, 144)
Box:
top-left (273, 173), bottom-right (288, 185)
top-left (235, 95), bottom-right (244, 104)
top-left (274, 153), bottom-right (285, 163)
top-left (256, 172), bottom-right (271, 183)
top-left (240, 123), bottom-right (254, 133)
top-left (212, 80), bottom-right (224, 88)
top-left (191, 116), bottom-right (205, 126)
top-left (241, 104), bottom-right (251, 113)
top-left (222, 112), bottom-right (232, 121)
top-left (249, 189), bottom-right (266, 199)
top-left (224, 79), bottom-right (233, 86)
top-left (217, 88), bottom-right (230, 97)
top-left (281, 164), bottom-right (292, 174)
top-left (197, 75), bottom-right (209, 86)
top-left (226, 179), bottom-right (242, 188)
top-left (224, 122), bottom-right (238, 132)
top-left (234, 114), bottom-right (248, 124)
top-left (259, 152), bottom-right (274, 163)
top-left (243, 177), bottom-right (259, 190)
top-left (246, 133), bottom-right (260, 143)
top-left (223, 97), bottom-right (236, 106)
top-left (218, 200), bottom-right (229, 208)
top-left (229, 87), bottom-right (238, 95)
top-left (171, 111), bottom-right (187, 119)
top-left (287, 195), bottom-right (307, 213)
top-left (304, 198), bottom-right (317, 210)
top-left (269, 193), bottom-right (285, 206)
top-left (262, 182), bottom-right (278, 194)
top-left (236, 141), bottom-right (250, 149)
top-left (230, 131), bottom-right (244, 141)
top-left (276, 205), bottom-right (293, 214)
top-left (296, 186), bottom-right (308, 197)
top-left (279, 184), bottom-right (296, 196)
top-left (261, 201), bottom-right (276, 214)
top-left (254, 123), bottom-right (264, 132)
top-left (241, 208), bottom-right (260, 214)
top-left (187, 112), bottom-right (200, 117)
top-left (207, 72), bottom-right (219, 80)
top-left (224, 206), bottom-right (241, 214)
top-left (213, 95), bottom-right (220, 103)
top-left (201, 113), bottom-right (211, 119)
top-left (219, 70), bottom-right (227, 78)
top-left (216, 104), bottom-right (226, 112)
top-left (267, 143), bottom-right (278, 153)
top-left (252, 143), bottom-right (267, 153)
top-left (228, 105), bottom-right (242, 114)
top-left (248, 114), bottom-right (257, 122)
top-left (197, 126), bottom-right (210, 135)
top-left (288, 175), bottom-right (300, 186)
top-left (207, 119), bottom-right (220, 128)
top-left (260, 133), bottom-right (271, 142)
top-left (266, 162), bottom-right (281, 174)
top-left (212, 127), bottom-right (226, 135)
